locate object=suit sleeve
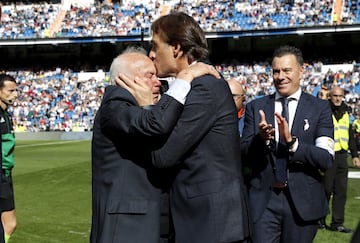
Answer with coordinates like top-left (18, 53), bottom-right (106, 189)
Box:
top-left (151, 77), bottom-right (217, 168)
top-left (101, 91), bottom-right (184, 137)
top-left (240, 99), bottom-right (271, 174)
top-left (290, 99), bottom-right (334, 171)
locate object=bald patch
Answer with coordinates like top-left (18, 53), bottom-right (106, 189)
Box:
top-left (331, 86), bottom-right (344, 95)
top-left (227, 78), bottom-right (244, 94)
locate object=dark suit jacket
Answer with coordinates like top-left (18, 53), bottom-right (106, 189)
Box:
top-left (152, 75), bottom-right (251, 243)
top-left (91, 85), bottom-right (183, 243)
top-left (241, 92), bottom-right (334, 223)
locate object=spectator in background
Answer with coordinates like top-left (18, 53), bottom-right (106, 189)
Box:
top-left (322, 86), bottom-right (360, 233)
top-left (353, 113), bottom-right (360, 150)
top-left (318, 85), bottom-right (329, 100)
top-left (0, 74), bottom-right (18, 243)
top-left (227, 78), bottom-right (247, 137)
top-left (316, 83), bottom-right (330, 229)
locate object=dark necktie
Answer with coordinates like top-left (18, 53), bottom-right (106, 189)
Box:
top-left (282, 97), bottom-right (289, 122)
top-left (275, 97), bottom-right (289, 184)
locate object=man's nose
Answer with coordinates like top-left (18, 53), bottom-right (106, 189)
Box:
top-left (149, 51), bottom-right (155, 60)
top-left (278, 70), bottom-right (286, 79)
top-left (153, 77), bottom-right (161, 87)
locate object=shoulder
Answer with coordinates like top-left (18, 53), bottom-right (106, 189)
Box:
top-left (300, 92), bottom-right (329, 108)
top-left (247, 94), bottom-right (273, 107)
top-left (193, 75), bottom-right (227, 87)
top-left (104, 85), bottom-right (119, 94)
top-left (300, 92), bottom-right (318, 100)
top-left (103, 85), bottom-right (132, 101)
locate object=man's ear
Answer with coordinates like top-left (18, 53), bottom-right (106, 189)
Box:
top-left (172, 44), bottom-right (183, 59)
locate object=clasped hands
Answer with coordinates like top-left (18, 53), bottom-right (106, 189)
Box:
top-left (258, 110), bottom-right (293, 144)
top-left (115, 62), bottom-right (220, 106)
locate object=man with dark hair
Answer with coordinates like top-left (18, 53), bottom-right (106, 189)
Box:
top-left (318, 85), bottom-right (329, 100)
top-left (0, 74), bottom-right (18, 243)
top-left (241, 45), bottom-right (334, 242)
top-left (146, 12), bottom-right (251, 243)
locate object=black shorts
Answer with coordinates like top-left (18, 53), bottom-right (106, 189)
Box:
top-left (0, 173), bottom-right (15, 212)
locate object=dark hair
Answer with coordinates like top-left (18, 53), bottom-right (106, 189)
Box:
top-left (272, 45), bottom-right (304, 66)
top-left (0, 74), bottom-right (16, 88)
top-left (151, 12), bottom-right (208, 63)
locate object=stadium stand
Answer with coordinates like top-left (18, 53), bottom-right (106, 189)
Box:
top-left (2, 61), bottom-right (358, 132)
top-left (0, 0), bottom-right (359, 39)
top-left (0, 0), bottom-right (358, 132)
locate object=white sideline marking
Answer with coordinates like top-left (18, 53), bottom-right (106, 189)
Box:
top-left (16, 140), bottom-right (84, 148)
top-left (68, 230), bottom-right (88, 236)
top-left (348, 171), bottom-right (360, 179)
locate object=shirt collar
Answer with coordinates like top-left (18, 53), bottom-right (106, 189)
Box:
top-left (275, 88), bottom-right (301, 101)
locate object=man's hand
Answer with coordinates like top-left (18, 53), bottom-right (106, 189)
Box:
top-left (353, 157), bottom-right (360, 168)
top-left (176, 62), bottom-right (220, 82)
top-left (274, 112), bottom-right (292, 143)
top-left (115, 73), bottom-right (153, 106)
top-left (258, 110), bottom-right (275, 141)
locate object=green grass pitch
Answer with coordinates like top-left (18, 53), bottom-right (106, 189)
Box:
top-left (8, 140), bottom-right (360, 243)
top-left (12, 140), bottom-right (91, 243)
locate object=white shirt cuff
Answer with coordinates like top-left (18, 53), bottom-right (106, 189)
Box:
top-left (165, 78), bottom-right (191, 105)
top-left (289, 138), bottom-right (299, 153)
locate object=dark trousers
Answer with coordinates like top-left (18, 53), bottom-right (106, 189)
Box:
top-left (252, 188), bottom-right (318, 243)
top-left (323, 152), bottom-right (348, 226)
top-left (351, 221), bottom-right (360, 243)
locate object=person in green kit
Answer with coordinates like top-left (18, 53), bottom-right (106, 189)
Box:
top-left (0, 74), bottom-right (18, 243)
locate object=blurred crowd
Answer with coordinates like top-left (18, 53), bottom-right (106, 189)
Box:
top-left (7, 69), bottom-right (104, 132)
top-left (0, 0), bottom-right (359, 132)
top-left (0, 0), bottom-right (359, 39)
top-left (3, 60), bottom-right (360, 132)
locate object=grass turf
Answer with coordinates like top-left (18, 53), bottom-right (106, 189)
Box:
top-left (8, 140), bottom-right (360, 242)
top-left (11, 140), bottom-right (91, 243)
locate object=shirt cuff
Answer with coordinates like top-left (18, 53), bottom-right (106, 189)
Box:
top-left (288, 138), bottom-right (299, 153)
top-left (165, 78), bottom-right (191, 105)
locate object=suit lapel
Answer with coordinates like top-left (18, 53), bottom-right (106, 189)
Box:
top-left (292, 92), bottom-right (309, 136)
top-left (264, 94), bottom-right (276, 126)
top-left (264, 94), bottom-right (276, 171)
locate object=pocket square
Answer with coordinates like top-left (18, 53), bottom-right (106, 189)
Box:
top-left (304, 119), bottom-right (309, 131)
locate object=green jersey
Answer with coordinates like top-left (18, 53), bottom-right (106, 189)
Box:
top-left (0, 108), bottom-right (15, 176)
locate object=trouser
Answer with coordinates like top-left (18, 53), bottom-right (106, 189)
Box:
top-left (323, 152), bottom-right (348, 226)
top-left (253, 187), bottom-right (318, 243)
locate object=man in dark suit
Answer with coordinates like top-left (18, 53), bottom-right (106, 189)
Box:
top-left (227, 78), bottom-right (247, 137)
top-left (240, 45), bottom-right (334, 243)
top-left (147, 12), bottom-right (251, 243)
top-left (90, 46), bottom-right (219, 243)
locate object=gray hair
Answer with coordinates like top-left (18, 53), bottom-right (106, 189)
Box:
top-left (109, 46), bottom-right (148, 85)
